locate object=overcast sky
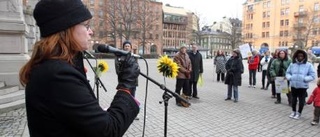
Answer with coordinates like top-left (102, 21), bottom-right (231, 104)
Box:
top-left (159, 0), bottom-right (245, 25)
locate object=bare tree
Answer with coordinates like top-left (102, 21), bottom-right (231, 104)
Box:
top-left (105, 0), bottom-right (140, 47)
top-left (135, 0), bottom-right (161, 55)
top-left (226, 18), bottom-right (242, 49)
top-left (292, 8), bottom-right (319, 49)
top-left (188, 12), bottom-right (206, 46)
top-left (105, 0), bottom-right (118, 46)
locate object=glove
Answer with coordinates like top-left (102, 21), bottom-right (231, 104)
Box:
top-left (116, 54), bottom-right (140, 91)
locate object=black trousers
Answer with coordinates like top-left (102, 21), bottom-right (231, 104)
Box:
top-left (276, 92), bottom-right (292, 104)
top-left (175, 79), bottom-right (190, 103)
top-left (249, 69), bottom-right (256, 85)
top-left (189, 81), bottom-right (198, 97)
top-left (261, 70), bottom-right (269, 88)
top-left (217, 72), bottom-right (225, 82)
top-left (271, 81), bottom-right (276, 96)
top-left (291, 87), bottom-right (307, 113)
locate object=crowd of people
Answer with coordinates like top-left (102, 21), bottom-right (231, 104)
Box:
top-left (211, 48), bottom-right (320, 126)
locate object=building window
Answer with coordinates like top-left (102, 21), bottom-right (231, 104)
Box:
top-left (262, 32), bottom-right (265, 38)
top-left (99, 10), bottom-right (103, 17)
top-left (280, 20), bottom-right (284, 26)
top-left (99, 0), bottom-right (104, 6)
top-left (284, 30), bottom-right (288, 37)
top-left (248, 5), bottom-right (253, 11)
top-left (150, 45), bottom-right (157, 53)
top-left (285, 8), bottom-right (289, 15)
top-left (280, 31), bottom-right (283, 37)
top-left (262, 22), bottom-right (266, 28)
top-left (90, 8), bottom-right (94, 16)
top-left (299, 5), bottom-right (304, 12)
top-left (314, 16), bottom-right (320, 23)
top-left (266, 22), bottom-right (270, 27)
top-left (281, 9), bottom-right (285, 16)
top-left (315, 3), bottom-right (320, 11)
top-left (285, 19), bottom-right (289, 26)
top-left (266, 32), bottom-right (269, 37)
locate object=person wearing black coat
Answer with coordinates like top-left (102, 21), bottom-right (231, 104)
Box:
top-left (188, 44), bottom-right (203, 99)
top-left (224, 49), bottom-right (244, 103)
top-left (19, 0), bottom-right (140, 136)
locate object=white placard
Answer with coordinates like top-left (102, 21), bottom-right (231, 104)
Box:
top-left (275, 77), bottom-right (289, 94)
top-left (239, 43), bottom-right (252, 58)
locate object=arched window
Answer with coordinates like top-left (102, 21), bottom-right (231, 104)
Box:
top-left (151, 45), bottom-right (157, 53)
top-left (138, 46), bottom-right (143, 54)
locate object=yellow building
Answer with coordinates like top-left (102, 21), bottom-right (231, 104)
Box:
top-left (243, 0), bottom-right (320, 51)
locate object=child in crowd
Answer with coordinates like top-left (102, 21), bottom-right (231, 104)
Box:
top-left (306, 78), bottom-right (320, 126)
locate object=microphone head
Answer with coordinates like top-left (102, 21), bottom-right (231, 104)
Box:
top-left (97, 44), bottom-right (108, 53)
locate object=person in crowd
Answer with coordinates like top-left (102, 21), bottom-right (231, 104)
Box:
top-left (260, 50), bottom-right (272, 90)
top-left (188, 44), bottom-right (203, 99)
top-left (214, 50), bottom-right (227, 82)
top-left (307, 49), bottom-right (320, 77)
top-left (247, 50), bottom-right (260, 88)
top-left (257, 52), bottom-right (263, 72)
top-left (19, 0), bottom-right (140, 136)
top-left (269, 50), bottom-right (292, 105)
top-left (224, 49), bottom-right (244, 103)
top-left (173, 46), bottom-right (192, 107)
top-left (306, 78), bottom-right (320, 125)
top-left (286, 49), bottom-right (316, 120)
top-left (115, 41), bottom-right (140, 120)
top-left (267, 50), bottom-right (279, 98)
top-left (115, 41), bottom-right (138, 97)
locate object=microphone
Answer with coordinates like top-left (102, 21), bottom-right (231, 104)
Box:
top-left (83, 50), bottom-right (95, 58)
top-left (97, 44), bottom-right (141, 58)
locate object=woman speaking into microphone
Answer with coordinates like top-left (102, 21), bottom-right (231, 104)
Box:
top-left (19, 0), bottom-right (140, 136)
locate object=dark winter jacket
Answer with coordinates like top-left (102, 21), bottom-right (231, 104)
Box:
top-left (25, 53), bottom-right (139, 137)
top-left (269, 51), bottom-right (291, 79)
top-left (188, 51), bottom-right (203, 82)
top-left (224, 56), bottom-right (244, 86)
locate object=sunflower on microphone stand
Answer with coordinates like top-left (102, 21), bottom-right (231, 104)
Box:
top-left (94, 60), bottom-right (109, 77)
top-left (157, 55), bottom-right (179, 78)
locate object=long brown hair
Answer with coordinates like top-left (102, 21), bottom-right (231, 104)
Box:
top-left (19, 27), bottom-right (82, 86)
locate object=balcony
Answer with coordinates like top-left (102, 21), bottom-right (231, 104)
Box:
top-left (293, 23), bottom-right (306, 29)
top-left (294, 11), bottom-right (307, 17)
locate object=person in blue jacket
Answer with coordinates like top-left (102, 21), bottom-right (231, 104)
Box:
top-left (286, 49), bottom-right (316, 120)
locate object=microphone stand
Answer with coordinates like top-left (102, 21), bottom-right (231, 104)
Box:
top-left (139, 72), bottom-right (190, 137)
top-left (83, 54), bottom-right (107, 101)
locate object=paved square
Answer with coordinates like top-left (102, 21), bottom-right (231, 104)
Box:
top-left (1, 59), bottom-right (320, 137)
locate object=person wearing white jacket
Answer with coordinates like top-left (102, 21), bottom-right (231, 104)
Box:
top-left (260, 50), bottom-right (272, 90)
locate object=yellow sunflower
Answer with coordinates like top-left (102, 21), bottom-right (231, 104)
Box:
top-left (157, 55), bottom-right (179, 78)
top-left (95, 60), bottom-right (109, 77)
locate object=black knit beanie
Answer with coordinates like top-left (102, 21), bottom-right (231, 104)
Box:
top-left (33, 0), bottom-right (92, 37)
top-left (122, 41), bottom-right (132, 49)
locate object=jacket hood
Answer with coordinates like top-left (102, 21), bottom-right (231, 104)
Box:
top-left (292, 49), bottom-right (307, 63)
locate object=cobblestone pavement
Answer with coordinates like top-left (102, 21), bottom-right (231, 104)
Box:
top-left (0, 108), bottom-right (27, 137)
top-left (1, 59), bottom-right (320, 137)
